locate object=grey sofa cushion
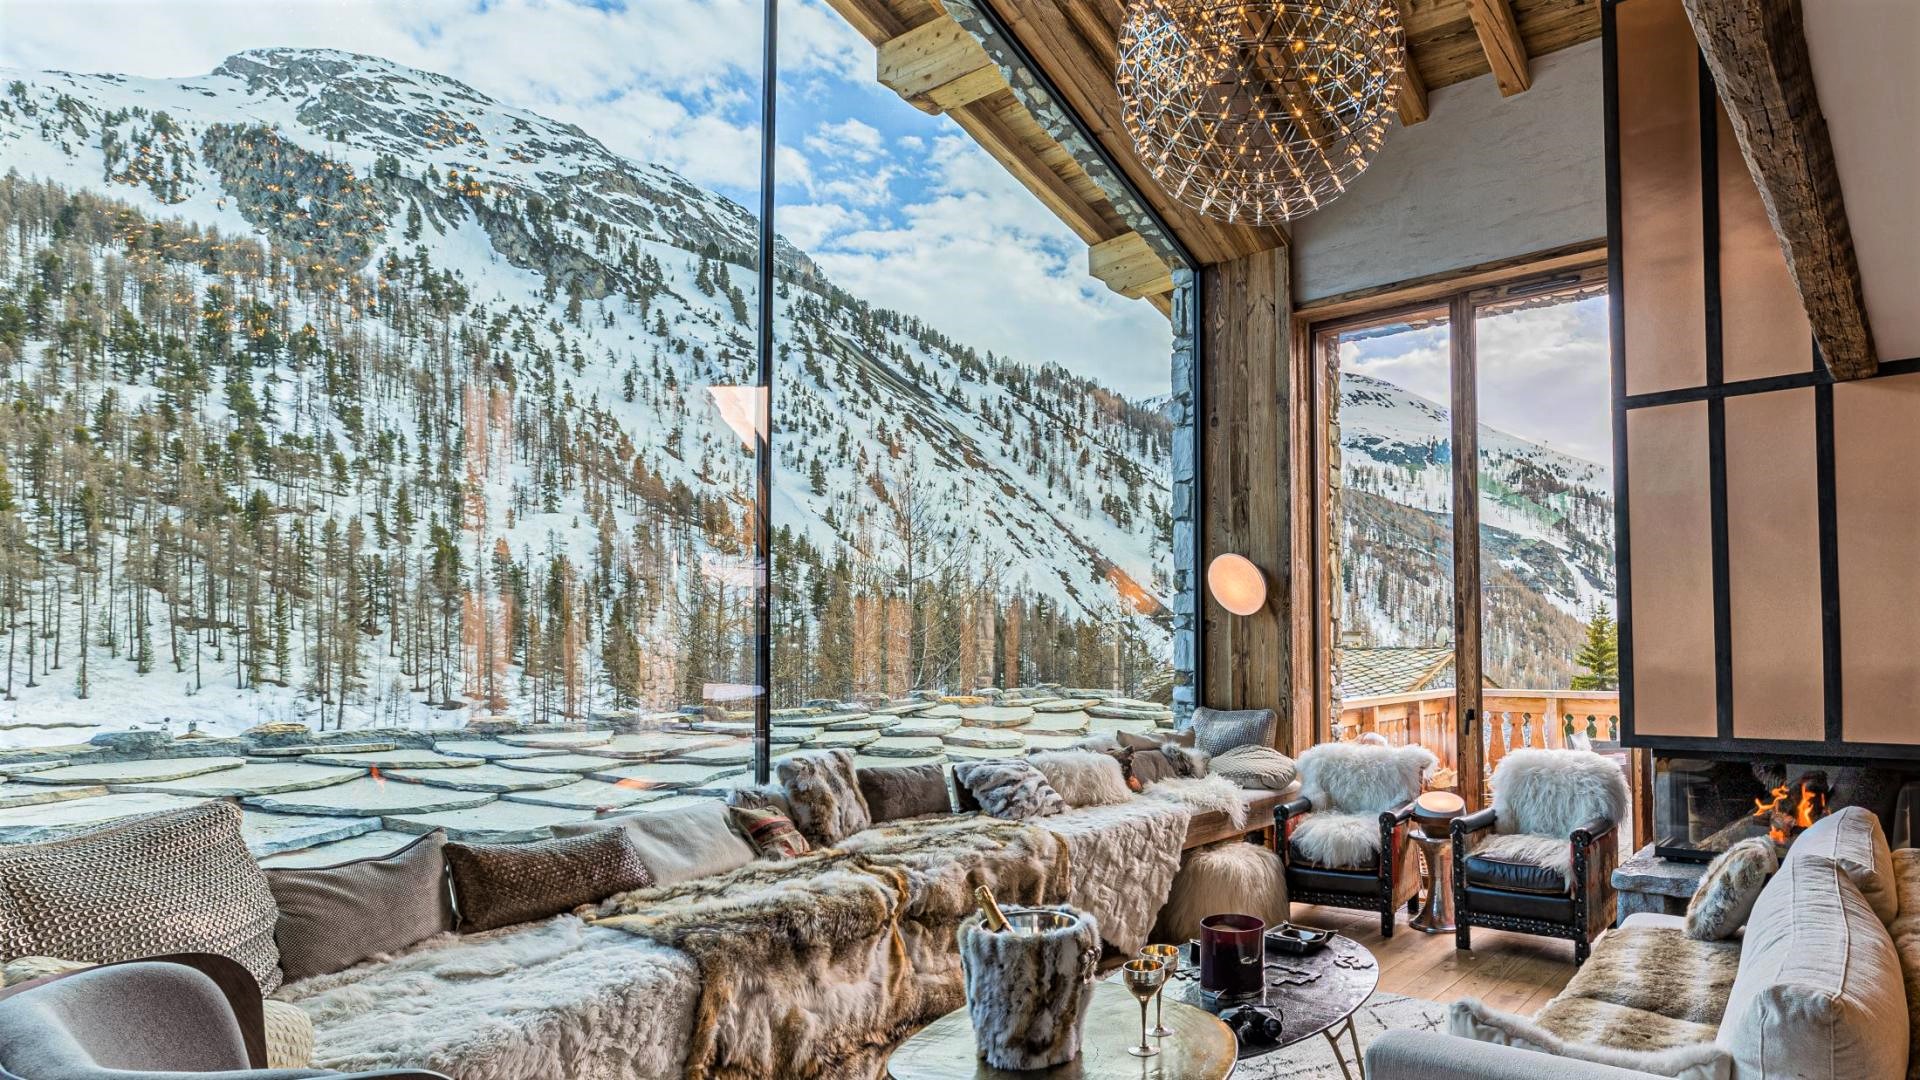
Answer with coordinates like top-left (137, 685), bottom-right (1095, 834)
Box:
top-left (856, 762), bottom-right (952, 822)
top-left (0, 800), bottom-right (283, 993)
top-left (266, 830), bottom-right (455, 983)
top-left (1212, 745), bottom-right (1298, 790)
top-left (553, 799), bottom-right (756, 886)
top-left (1185, 706), bottom-right (1276, 756)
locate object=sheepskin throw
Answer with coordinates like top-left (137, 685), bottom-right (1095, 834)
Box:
top-left (1449, 999), bottom-right (1732, 1080)
top-left (953, 759), bottom-right (1066, 820)
top-left (1029, 750), bottom-right (1131, 808)
top-left (856, 762), bottom-right (952, 822)
top-left (1036, 798), bottom-right (1190, 955)
top-left (1212, 745), bottom-right (1299, 790)
top-left (1289, 812), bottom-right (1383, 869)
top-left (1685, 837), bottom-right (1777, 940)
top-left (1470, 833), bottom-right (1575, 890)
top-left (1145, 774), bottom-right (1248, 829)
top-left (1184, 706), bottom-right (1277, 756)
top-left (445, 830), bottom-right (653, 933)
top-left (777, 748), bottom-right (872, 846)
top-left (595, 814), bottom-right (1069, 1080)
top-left (1489, 748), bottom-right (1629, 839)
top-left (957, 906), bottom-right (1099, 1070)
top-left (283, 915), bottom-right (701, 1080)
top-left (1156, 841), bottom-right (1286, 943)
top-left (1297, 742), bottom-right (1435, 814)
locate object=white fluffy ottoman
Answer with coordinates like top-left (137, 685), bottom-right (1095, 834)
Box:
top-left (1153, 839), bottom-right (1289, 943)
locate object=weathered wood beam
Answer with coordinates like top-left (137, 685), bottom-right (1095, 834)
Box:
top-left (1684, 0), bottom-right (1877, 380)
top-left (1465, 0), bottom-right (1532, 96)
top-left (877, 17), bottom-right (1008, 115)
top-left (1393, 0), bottom-right (1430, 124)
top-left (820, 0), bottom-right (907, 43)
top-left (947, 94), bottom-right (1111, 244)
top-left (1089, 230), bottom-right (1175, 302)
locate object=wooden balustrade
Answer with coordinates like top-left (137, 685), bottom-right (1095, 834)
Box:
top-left (1334, 688), bottom-right (1623, 799)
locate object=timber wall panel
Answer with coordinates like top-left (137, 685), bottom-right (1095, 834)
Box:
top-left (1834, 373), bottom-right (1920, 746)
top-left (1724, 388), bottom-right (1822, 741)
top-left (1623, 402), bottom-right (1717, 738)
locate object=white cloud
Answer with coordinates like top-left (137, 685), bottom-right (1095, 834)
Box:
top-left (777, 202), bottom-right (864, 249)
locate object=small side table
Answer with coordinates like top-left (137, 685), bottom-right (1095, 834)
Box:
top-left (1409, 790), bottom-right (1466, 935)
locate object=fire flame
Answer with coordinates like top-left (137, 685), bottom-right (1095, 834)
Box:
top-left (1752, 783), bottom-right (1826, 845)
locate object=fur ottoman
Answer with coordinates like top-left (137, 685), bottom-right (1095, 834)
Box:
top-left (1155, 840), bottom-right (1288, 944)
top-left (958, 906), bottom-right (1100, 1070)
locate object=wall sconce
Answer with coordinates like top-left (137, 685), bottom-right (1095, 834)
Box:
top-left (1206, 554), bottom-right (1267, 616)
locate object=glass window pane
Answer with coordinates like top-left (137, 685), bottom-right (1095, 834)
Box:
top-left (0, 0), bottom-right (766, 840)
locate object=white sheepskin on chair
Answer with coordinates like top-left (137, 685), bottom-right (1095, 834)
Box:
top-left (1490, 748), bottom-right (1630, 840)
top-left (1288, 812), bottom-right (1385, 868)
top-left (1296, 742), bottom-right (1436, 814)
top-left (1153, 840), bottom-right (1287, 944)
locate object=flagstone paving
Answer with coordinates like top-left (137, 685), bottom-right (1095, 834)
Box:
top-left (112, 762), bottom-right (366, 798)
top-left (0, 792), bottom-right (211, 843)
top-left (300, 749), bottom-right (482, 770)
top-left (386, 764), bottom-right (578, 793)
top-left (13, 757), bottom-right (247, 786)
top-left (494, 753), bottom-right (631, 774)
top-left (252, 742), bottom-right (397, 757)
top-left (576, 732), bottom-right (736, 761)
top-left (943, 728), bottom-right (1026, 750)
top-left (241, 812), bottom-right (383, 856)
top-left (0, 781), bottom-right (107, 809)
top-left (958, 706), bottom-right (1034, 728)
top-left (429, 740), bottom-right (569, 760)
top-left (501, 778), bottom-right (678, 812)
top-left (944, 743), bottom-right (1022, 761)
top-left (1030, 698), bottom-right (1101, 713)
top-left (496, 730), bottom-right (614, 749)
top-left (385, 801), bottom-right (596, 844)
top-left (259, 829), bottom-right (419, 868)
top-left (865, 736), bottom-right (946, 759)
top-left (887, 716), bottom-right (962, 737)
top-left (824, 715), bottom-right (893, 731)
top-left (243, 778), bottom-right (497, 817)
top-left (1023, 711), bottom-right (1093, 734)
top-left (663, 743), bottom-right (756, 766)
top-left (805, 730), bottom-right (881, 750)
top-left (1021, 733), bottom-right (1084, 752)
top-left (586, 762), bottom-right (748, 790)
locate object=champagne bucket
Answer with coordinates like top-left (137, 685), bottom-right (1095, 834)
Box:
top-left (957, 905), bottom-right (1101, 1070)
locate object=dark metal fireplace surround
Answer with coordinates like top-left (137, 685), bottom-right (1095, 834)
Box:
top-left (1653, 753), bottom-right (1920, 862)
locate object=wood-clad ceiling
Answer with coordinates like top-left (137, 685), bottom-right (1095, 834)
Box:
top-left (825, 0), bottom-right (1602, 270)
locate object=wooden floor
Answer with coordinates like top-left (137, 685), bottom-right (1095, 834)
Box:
top-left (1292, 904), bottom-right (1576, 1014)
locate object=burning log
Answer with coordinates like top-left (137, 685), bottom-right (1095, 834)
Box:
top-left (1752, 772), bottom-right (1829, 845)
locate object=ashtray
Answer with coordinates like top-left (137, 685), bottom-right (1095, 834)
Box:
top-left (1266, 922), bottom-right (1334, 955)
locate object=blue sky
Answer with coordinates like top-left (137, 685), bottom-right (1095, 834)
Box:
top-left (0, 0), bottom-right (1172, 397)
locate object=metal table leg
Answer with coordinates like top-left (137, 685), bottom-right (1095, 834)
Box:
top-left (1322, 1016), bottom-right (1365, 1080)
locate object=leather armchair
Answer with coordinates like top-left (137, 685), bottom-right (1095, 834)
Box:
top-left (0, 953), bottom-right (450, 1080)
top-left (1277, 792), bottom-right (1425, 938)
top-left (1453, 808), bottom-right (1619, 965)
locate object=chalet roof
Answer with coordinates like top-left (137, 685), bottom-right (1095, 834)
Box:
top-left (1338, 646), bottom-right (1459, 699)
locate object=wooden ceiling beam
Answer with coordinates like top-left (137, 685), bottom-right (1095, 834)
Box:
top-left (1683, 0), bottom-right (1877, 379)
top-left (1465, 0), bottom-right (1533, 96)
top-left (1393, 0), bottom-right (1430, 124)
top-left (820, 0), bottom-right (908, 42)
top-left (947, 92), bottom-right (1114, 245)
top-left (877, 17), bottom-right (1007, 115)
top-left (1090, 231), bottom-right (1176, 300)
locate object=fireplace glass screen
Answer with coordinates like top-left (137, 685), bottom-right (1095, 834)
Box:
top-left (1652, 755), bottom-right (1920, 862)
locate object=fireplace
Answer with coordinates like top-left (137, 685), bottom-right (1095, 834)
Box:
top-left (1652, 754), bottom-right (1920, 862)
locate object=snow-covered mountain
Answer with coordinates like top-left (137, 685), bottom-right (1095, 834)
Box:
top-left (0, 49), bottom-right (1173, 741)
top-left (1338, 372), bottom-right (1614, 688)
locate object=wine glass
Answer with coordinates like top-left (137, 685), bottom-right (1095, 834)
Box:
top-left (1121, 958), bottom-right (1168, 1058)
top-left (1139, 943), bottom-right (1180, 1037)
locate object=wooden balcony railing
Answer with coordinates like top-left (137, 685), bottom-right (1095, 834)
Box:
top-left (1333, 688), bottom-right (1624, 802)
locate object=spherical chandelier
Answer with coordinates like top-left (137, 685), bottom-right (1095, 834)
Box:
top-left (1117, 0), bottom-right (1407, 225)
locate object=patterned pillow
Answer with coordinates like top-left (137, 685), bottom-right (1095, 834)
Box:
top-left (777, 748), bottom-right (872, 846)
top-left (730, 805), bottom-right (811, 860)
top-left (953, 760), bottom-right (1067, 820)
top-left (266, 830), bottom-right (454, 982)
top-left (444, 830), bottom-right (653, 932)
top-left (1212, 745), bottom-right (1299, 790)
top-left (1685, 837), bottom-right (1778, 940)
top-left (1184, 707), bottom-right (1276, 756)
top-left (0, 800), bottom-right (283, 992)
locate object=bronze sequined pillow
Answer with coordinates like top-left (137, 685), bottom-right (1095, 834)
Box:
top-left (729, 805), bottom-right (811, 860)
top-left (444, 830), bottom-right (652, 932)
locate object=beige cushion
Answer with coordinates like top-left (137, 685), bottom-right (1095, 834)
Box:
top-left (0, 800), bottom-right (283, 993)
top-left (1789, 806), bottom-right (1897, 924)
top-left (262, 999), bottom-right (315, 1068)
top-left (552, 799), bottom-right (755, 886)
top-left (266, 830), bottom-right (454, 983)
top-left (1449, 998), bottom-right (1732, 1079)
top-left (1, 955), bottom-right (92, 987)
top-left (1717, 852), bottom-right (1909, 1080)
top-left (1887, 850), bottom-right (1920, 1080)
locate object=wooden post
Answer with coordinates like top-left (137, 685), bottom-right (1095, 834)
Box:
top-left (1451, 293), bottom-right (1485, 809)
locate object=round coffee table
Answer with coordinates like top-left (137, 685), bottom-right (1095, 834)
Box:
top-left (1154, 931), bottom-right (1380, 1080)
top-left (886, 981), bottom-right (1236, 1079)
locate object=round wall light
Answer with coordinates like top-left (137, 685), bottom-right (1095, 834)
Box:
top-left (1206, 553), bottom-right (1267, 616)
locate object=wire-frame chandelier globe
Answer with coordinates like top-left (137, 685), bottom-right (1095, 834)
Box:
top-left (1117, 0), bottom-right (1407, 225)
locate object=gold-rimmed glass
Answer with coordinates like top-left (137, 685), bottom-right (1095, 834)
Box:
top-left (1140, 943), bottom-right (1181, 1036)
top-left (1121, 958), bottom-right (1168, 1057)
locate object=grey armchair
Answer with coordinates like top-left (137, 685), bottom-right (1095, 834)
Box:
top-left (0, 953), bottom-right (448, 1080)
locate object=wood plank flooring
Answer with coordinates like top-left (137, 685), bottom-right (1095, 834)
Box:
top-left (1290, 904), bottom-right (1576, 1014)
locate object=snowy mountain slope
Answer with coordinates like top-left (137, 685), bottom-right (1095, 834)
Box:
top-left (0, 49), bottom-right (1172, 741)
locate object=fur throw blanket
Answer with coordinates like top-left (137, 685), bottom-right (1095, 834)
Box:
top-left (1144, 774), bottom-right (1248, 829)
top-left (1036, 798), bottom-right (1189, 955)
top-left (280, 916), bottom-right (700, 1080)
top-left (593, 815), bottom-right (1066, 1080)
top-left (1297, 742), bottom-right (1435, 814)
top-left (1491, 748), bottom-right (1630, 840)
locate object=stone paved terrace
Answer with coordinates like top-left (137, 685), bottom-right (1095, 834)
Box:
top-left (0, 688), bottom-right (1175, 865)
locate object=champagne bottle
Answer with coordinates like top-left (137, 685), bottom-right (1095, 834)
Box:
top-left (974, 885), bottom-right (1011, 932)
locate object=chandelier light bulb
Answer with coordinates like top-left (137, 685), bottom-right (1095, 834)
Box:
top-left (1118, 0), bottom-right (1407, 225)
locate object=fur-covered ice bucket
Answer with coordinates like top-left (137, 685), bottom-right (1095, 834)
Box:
top-left (957, 905), bottom-right (1102, 1070)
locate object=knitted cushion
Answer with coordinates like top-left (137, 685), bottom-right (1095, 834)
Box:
top-left (444, 830), bottom-right (652, 932)
top-left (0, 800), bottom-right (283, 992)
top-left (1184, 707), bottom-right (1276, 756)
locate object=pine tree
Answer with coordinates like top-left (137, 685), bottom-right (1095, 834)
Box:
top-left (1570, 604), bottom-right (1619, 691)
